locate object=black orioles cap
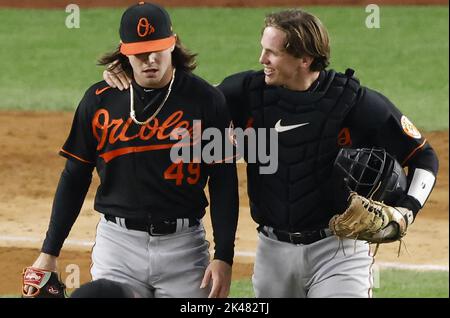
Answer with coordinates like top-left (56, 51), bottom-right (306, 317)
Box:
top-left (119, 2), bottom-right (176, 55)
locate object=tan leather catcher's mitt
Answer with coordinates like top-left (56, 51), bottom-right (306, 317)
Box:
top-left (329, 192), bottom-right (410, 243)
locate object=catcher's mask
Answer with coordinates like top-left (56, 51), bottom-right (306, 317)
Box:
top-left (333, 148), bottom-right (407, 205)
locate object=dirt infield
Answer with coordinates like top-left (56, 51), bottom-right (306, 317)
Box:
top-left (0, 0), bottom-right (447, 8)
top-left (0, 111), bottom-right (447, 295)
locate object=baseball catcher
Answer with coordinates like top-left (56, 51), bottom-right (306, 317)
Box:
top-left (22, 267), bottom-right (66, 298)
top-left (329, 148), bottom-right (415, 244)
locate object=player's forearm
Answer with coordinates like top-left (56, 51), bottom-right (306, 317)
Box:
top-left (32, 253), bottom-right (58, 271)
top-left (208, 163), bottom-right (239, 265)
top-left (41, 160), bottom-right (93, 256)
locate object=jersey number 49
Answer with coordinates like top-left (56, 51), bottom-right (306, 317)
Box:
top-left (164, 162), bottom-right (201, 185)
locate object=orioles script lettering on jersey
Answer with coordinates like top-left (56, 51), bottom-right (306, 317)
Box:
top-left (92, 108), bottom-right (201, 163)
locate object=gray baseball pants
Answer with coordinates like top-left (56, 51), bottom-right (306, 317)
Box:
top-left (91, 215), bottom-right (211, 298)
top-left (252, 230), bottom-right (374, 298)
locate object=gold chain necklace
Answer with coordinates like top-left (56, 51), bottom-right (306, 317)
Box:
top-left (129, 68), bottom-right (176, 126)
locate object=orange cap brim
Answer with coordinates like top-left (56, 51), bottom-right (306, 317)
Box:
top-left (120, 36), bottom-right (176, 55)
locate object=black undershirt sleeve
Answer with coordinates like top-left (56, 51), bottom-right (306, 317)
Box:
top-left (41, 159), bottom-right (94, 256)
top-left (208, 163), bottom-right (239, 265)
top-left (206, 89), bottom-right (239, 266)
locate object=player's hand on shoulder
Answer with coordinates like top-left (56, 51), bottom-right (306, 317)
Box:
top-left (103, 60), bottom-right (131, 90)
top-left (200, 259), bottom-right (232, 298)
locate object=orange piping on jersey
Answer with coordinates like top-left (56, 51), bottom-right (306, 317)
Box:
top-left (367, 246), bottom-right (375, 298)
top-left (95, 86), bottom-right (111, 95)
top-left (401, 139), bottom-right (427, 166)
top-left (60, 149), bottom-right (94, 164)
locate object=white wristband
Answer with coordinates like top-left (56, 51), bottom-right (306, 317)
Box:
top-left (407, 168), bottom-right (436, 207)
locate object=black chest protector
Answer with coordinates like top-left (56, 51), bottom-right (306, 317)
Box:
top-left (246, 69), bottom-right (360, 231)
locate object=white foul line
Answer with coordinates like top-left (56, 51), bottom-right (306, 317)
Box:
top-left (1, 235), bottom-right (448, 272)
top-left (0, 235), bottom-right (94, 247)
top-left (375, 262), bottom-right (449, 272)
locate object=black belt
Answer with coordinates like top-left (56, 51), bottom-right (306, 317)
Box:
top-left (104, 214), bottom-right (199, 236)
top-left (258, 225), bottom-right (331, 245)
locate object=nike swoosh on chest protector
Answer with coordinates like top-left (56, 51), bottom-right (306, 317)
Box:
top-left (274, 120), bottom-right (310, 132)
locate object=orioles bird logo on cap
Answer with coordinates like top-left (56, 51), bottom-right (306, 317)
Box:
top-left (137, 17), bottom-right (155, 37)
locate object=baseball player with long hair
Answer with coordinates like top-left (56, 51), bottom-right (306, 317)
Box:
top-left (103, 9), bottom-right (439, 298)
top-left (23, 2), bottom-right (238, 298)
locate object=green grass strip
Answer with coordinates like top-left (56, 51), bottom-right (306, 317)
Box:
top-left (229, 268), bottom-right (449, 298)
